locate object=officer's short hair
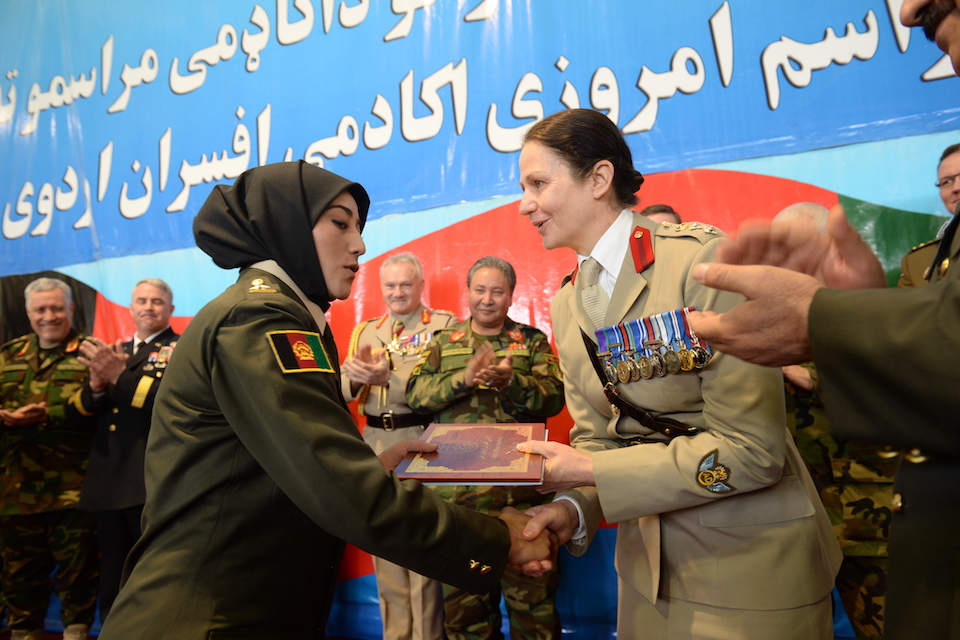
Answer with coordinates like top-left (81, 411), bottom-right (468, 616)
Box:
top-left (134, 278), bottom-right (174, 304)
top-left (381, 253), bottom-right (424, 281)
top-left (467, 256), bottom-right (516, 293)
top-left (640, 204), bottom-right (681, 224)
top-left (24, 277), bottom-right (73, 308)
top-left (774, 202), bottom-right (829, 235)
top-left (940, 143), bottom-right (960, 165)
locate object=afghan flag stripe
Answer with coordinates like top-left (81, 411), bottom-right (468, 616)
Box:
top-left (267, 330), bottom-right (334, 374)
top-left (304, 333), bottom-right (332, 370)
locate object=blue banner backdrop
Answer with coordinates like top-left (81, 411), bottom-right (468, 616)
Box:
top-left (1, 0), bottom-right (957, 275)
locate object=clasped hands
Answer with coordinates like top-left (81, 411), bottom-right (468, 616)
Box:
top-left (465, 342), bottom-right (513, 390)
top-left (0, 402), bottom-right (49, 427)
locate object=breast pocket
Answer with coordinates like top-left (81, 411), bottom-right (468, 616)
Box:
top-left (498, 350), bottom-right (531, 374)
top-left (0, 365), bottom-right (27, 385)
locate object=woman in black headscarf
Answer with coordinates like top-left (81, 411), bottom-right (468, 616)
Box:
top-left (98, 161), bottom-right (552, 640)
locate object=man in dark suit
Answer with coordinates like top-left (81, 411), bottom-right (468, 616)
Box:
top-left (75, 278), bottom-right (178, 621)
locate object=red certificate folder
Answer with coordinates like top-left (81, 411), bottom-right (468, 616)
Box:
top-left (394, 423), bottom-right (546, 485)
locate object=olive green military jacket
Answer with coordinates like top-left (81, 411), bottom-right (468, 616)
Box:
top-left (897, 238), bottom-right (940, 288)
top-left (406, 318), bottom-right (564, 424)
top-left (0, 330), bottom-right (94, 515)
top-left (811, 213), bottom-right (960, 640)
top-left (813, 231), bottom-right (960, 455)
top-left (551, 213), bottom-right (840, 611)
top-left (100, 269), bottom-right (511, 640)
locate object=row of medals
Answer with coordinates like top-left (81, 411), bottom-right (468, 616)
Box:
top-left (602, 340), bottom-right (710, 383)
top-left (387, 332), bottom-right (432, 357)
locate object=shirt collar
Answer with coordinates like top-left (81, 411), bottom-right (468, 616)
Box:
top-left (577, 209), bottom-right (634, 278)
top-left (250, 259), bottom-right (328, 332)
top-left (136, 328), bottom-right (169, 345)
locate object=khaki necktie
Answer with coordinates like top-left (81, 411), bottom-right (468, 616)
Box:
top-left (391, 319), bottom-right (404, 337)
top-left (580, 257), bottom-right (609, 329)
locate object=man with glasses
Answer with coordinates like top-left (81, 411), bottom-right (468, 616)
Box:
top-left (898, 143), bottom-right (960, 287)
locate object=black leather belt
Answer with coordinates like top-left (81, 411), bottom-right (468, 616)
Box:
top-left (366, 412), bottom-right (433, 431)
top-left (581, 330), bottom-right (701, 440)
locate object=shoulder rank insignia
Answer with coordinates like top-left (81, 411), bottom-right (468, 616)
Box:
top-left (507, 330), bottom-right (524, 342)
top-left (697, 450), bottom-right (735, 493)
top-left (266, 330), bottom-right (334, 374)
top-left (249, 278), bottom-right (277, 293)
top-left (448, 331), bottom-right (466, 343)
top-left (630, 226), bottom-right (655, 272)
top-left (14, 339), bottom-right (30, 357)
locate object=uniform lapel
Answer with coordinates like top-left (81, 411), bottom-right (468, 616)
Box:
top-left (126, 340), bottom-right (150, 371)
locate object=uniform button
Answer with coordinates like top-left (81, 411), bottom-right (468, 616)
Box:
top-left (112, 407), bottom-right (119, 414)
top-left (157, 371), bottom-right (162, 378)
top-left (876, 445), bottom-right (899, 459)
top-left (109, 425), bottom-right (117, 432)
top-left (904, 448), bottom-right (929, 464)
top-left (891, 493), bottom-right (903, 513)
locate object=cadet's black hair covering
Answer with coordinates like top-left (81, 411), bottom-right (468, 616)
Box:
top-left (194, 160), bottom-right (370, 311)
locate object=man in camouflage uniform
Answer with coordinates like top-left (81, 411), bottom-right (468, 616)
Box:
top-left (407, 256), bottom-right (564, 640)
top-left (0, 278), bottom-right (98, 640)
top-left (341, 253), bottom-right (456, 640)
top-left (775, 203), bottom-right (893, 640)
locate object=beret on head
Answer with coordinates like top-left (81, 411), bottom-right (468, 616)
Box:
top-left (193, 160), bottom-right (370, 310)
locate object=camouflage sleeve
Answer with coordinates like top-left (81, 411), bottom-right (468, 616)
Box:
top-left (49, 361), bottom-right (96, 432)
top-left (501, 331), bottom-right (564, 419)
top-left (405, 337), bottom-right (474, 415)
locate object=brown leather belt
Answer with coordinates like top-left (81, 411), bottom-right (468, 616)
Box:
top-left (581, 330), bottom-right (701, 440)
top-left (366, 412), bottom-right (433, 431)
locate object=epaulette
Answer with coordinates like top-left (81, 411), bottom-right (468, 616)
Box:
top-left (347, 319), bottom-right (373, 358)
top-left (430, 308), bottom-right (457, 318)
top-left (655, 220), bottom-right (723, 244)
top-left (906, 237), bottom-right (942, 253)
top-left (1, 334), bottom-right (33, 353)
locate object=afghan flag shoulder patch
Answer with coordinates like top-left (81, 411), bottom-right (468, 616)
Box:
top-left (267, 330), bottom-right (334, 374)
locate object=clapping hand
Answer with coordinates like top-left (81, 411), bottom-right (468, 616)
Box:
top-left (78, 337), bottom-right (127, 394)
top-left (342, 344), bottom-right (391, 388)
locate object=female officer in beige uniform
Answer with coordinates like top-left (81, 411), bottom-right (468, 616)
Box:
top-left (514, 109), bottom-right (841, 640)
